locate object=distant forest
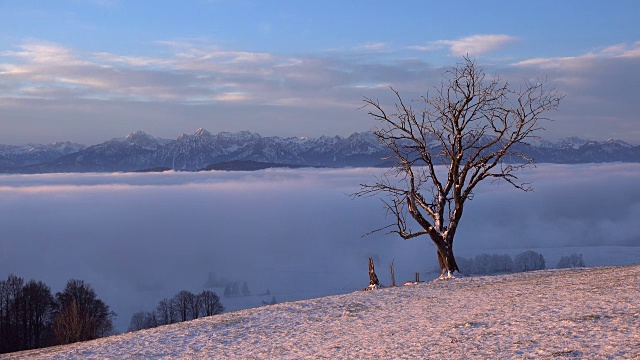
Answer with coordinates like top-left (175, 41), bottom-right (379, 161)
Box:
top-left (128, 289), bottom-right (224, 332)
top-left (453, 251), bottom-right (585, 276)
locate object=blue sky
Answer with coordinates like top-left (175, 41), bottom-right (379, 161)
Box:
top-left (1, 0), bottom-right (639, 144)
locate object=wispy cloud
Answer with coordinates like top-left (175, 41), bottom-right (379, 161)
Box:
top-left (507, 40), bottom-right (640, 142)
top-left (1, 42), bottom-right (88, 65)
top-left (211, 91), bottom-right (251, 102)
top-left (513, 41), bottom-right (640, 69)
top-left (409, 34), bottom-right (517, 56)
top-left (1, 37), bottom-right (640, 143)
top-left (354, 42), bottom-right (387, 51)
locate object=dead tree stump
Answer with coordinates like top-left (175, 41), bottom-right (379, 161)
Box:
top-left (389, 259), bottom-right (396, 287)
top-left (363, 257), bottom-right (382, 291)
top-left (369, 258), bottom-right (380, 286)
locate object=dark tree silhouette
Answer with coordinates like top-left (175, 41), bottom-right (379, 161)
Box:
top-left (52, 279), bottom-right (114, 345)
top-left (130, 290), bottom-right (224, 332)
top-left (20, 280), bottom-right (55, 349)
top-left (188, 291), bottom-right (202, 320)
top-left (172, 290), bottom-right (195, 322)
top-left (155, 298), bottom-right (176, 326)
top-left (355, 57), bottom-right (562, 278)
top-left (0, 274), bottom-right (25, 353)
top-left (128, 311), bottom-right (157, 332)
top-left (199, 290), bottom-right (224, 316)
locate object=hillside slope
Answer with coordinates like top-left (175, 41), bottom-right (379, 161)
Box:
top-left (5, 266), bottom-right (640, 359)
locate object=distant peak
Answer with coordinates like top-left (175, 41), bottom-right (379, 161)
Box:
top-left (193, 128), bottom-right (212, 137)
top-left (123, 130), bottom-right (159, 150)
top-left (125, 130), bottom-right (152, 140)
top-left (604, 138), bottom-right (632, 148)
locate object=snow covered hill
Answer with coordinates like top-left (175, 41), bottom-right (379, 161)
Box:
top-left (6, 265), bottom-right (639, 359)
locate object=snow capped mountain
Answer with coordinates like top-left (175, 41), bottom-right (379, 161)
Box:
top-left (1, 129), bottom-right (639, 173)
top-left (602, 138), bottom-right (633, 149)
top-left (149, 129), bottom-right (265, 170)
top-left (0, 141), bottom-right (86, 169)
top-left (137, 129), bottom-right (388, 170)
top-left (122, 130), bottom-right (162, 150)
top-left (553, 136), bottom-right (591, 149)
top-left (193, 128), bottom-right (211, 137)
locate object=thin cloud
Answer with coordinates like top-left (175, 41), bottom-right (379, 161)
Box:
top-left (1, 42), bottom-right (88, 66)
top-left (212, 91), bottom-right (252, 102)
top-left (1, 37), bottom-right (640, 143)
top-left (355, 42), bottom-right (387, 51)
top-left (513, 41), bottom-right (640, 69)
top-left (92, 52), bottom-right (174, 68)
top-left (410, 34), bottom-right (517, 56)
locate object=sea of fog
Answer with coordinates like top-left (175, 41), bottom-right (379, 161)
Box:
top-left (1, 163), bottom-right (640, 332)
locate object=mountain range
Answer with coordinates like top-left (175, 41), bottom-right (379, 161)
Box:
top-left (1, 129), bottom-right (639, 173)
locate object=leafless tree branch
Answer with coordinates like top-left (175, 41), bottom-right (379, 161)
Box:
top-left (353, 56), bottom-right (563, 276)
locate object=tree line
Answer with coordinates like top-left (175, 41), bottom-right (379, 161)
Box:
top-left (128, 289), bottom-right (224, 332)
top-left (0, 274), bottom-right (114, 355)
top-left (454, 251), bottom-right (585, 276)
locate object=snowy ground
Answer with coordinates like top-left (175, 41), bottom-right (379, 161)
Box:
top-left (5, 265), bottom-right (640, 359)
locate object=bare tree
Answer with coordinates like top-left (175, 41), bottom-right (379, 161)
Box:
top-left (188, 291), bottom-right (201, 320)
top-left (356, 57), bottom-right (562, 278)
top-left (53, 301), bottom-right (87, 345)
top-left (128, 311), bottom-right (158, 332)
top-left (128, 311), bottom-right (147, 332)
top-left (199, 290), bottom-right (224, 317)
top-left (0, 274), bottom-right (25, 353)
top-left (20, 280), bottom-right (55, 349)
top-left (155, 298), bottom-right (176, 326)
top-left (172, 290), bottom-right (195, 322)
top-left (52, 279), bottom-right (114, 344)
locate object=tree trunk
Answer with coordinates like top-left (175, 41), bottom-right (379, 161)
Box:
top-left (436, 244), bottom-right (459, 278)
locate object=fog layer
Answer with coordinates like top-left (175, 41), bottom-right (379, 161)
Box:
top-left (1, 164), bottom-right (639, 331)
